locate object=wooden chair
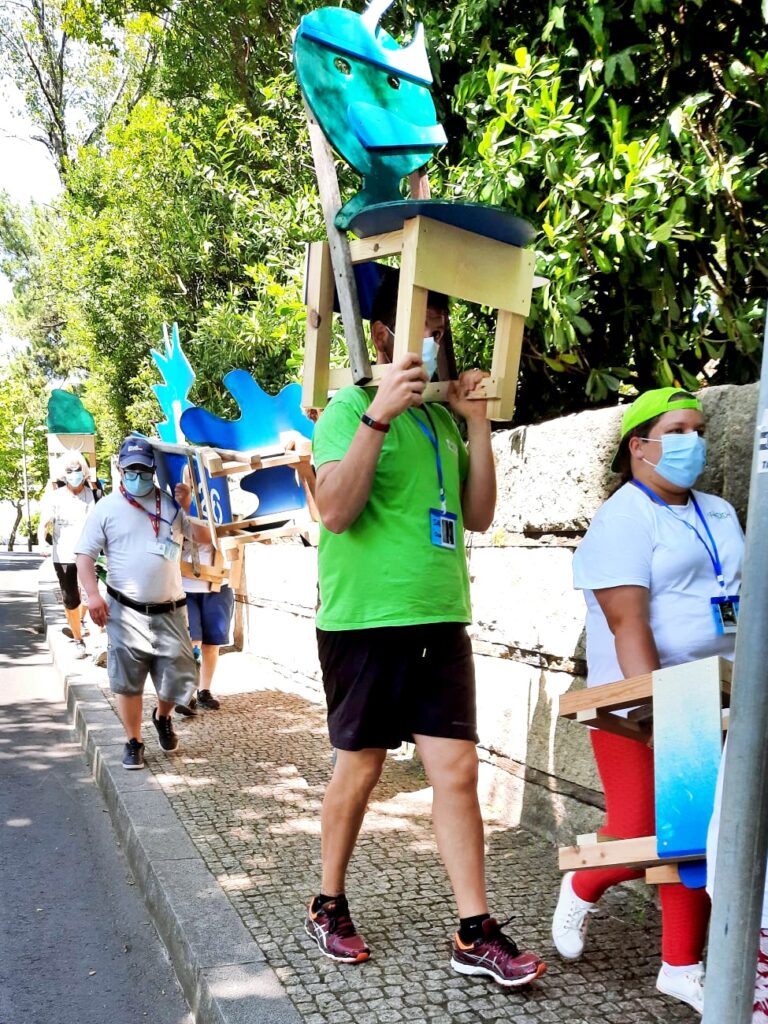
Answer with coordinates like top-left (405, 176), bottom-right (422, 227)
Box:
top-left (294, 0), bottom-right (537, 421)
top-left (148, 325), bottom-right (318, 594)
top-left (558, 656), bottom-right (730, 887)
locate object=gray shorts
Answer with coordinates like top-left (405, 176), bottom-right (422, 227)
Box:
top-left (105, 597), bottom-right (196, 706)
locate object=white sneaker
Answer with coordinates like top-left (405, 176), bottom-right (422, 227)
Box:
top-left (73, 639), bottom-right (87, 660)
top-left (656, 962), bottom-right (704, 1015)
top-left (551, 871), bottom-right (597, 960)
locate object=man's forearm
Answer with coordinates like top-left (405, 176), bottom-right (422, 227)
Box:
top-left (76, 554), bottom-right (99, 599)
top-left (461, 420), bottom-right (496, 533)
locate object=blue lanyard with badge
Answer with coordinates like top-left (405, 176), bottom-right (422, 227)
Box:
top-left (408, 406), bottom-right (457, 550)
top-left (120, 485), bottom-right (183, 563)
top-left (631, 480), bottom-right (739, 634)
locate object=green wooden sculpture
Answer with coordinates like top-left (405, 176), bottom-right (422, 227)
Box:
top-left (46, 389), bottom-right (96, 435)
top-left (294, 0), bottom-right (533, 247)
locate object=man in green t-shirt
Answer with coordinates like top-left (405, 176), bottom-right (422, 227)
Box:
top-left (305, 280), bottom-right (546, 989)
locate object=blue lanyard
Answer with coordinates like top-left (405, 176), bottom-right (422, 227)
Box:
top-left (408, 406), bottom-right (446, 511)
top-left (631, 480), bottom-right (726, 590)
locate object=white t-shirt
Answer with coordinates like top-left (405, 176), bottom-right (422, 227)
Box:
top-left (181, 541), bottom-right (214, 594)
top-left (573, 483), bottom-right (744, 687)
top-left (40, 485), bottom-right (95, 563)
top-left (76, 489), bottom-right (190, 604)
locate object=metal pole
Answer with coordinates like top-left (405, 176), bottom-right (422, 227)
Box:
top-left (703, 311), bottom-right (768, 1023)
top-left (20, 415), bottom-right (32, 553)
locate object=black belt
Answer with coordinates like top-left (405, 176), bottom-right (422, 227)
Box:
top-left (107, 584), bottom-right (187, 616)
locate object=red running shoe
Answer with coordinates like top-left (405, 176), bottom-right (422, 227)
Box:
top-left (305, 896), bottom-right (370, 964)
top-left (451, 918), bottom-right (546, 988)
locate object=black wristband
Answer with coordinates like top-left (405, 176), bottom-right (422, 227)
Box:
top-left (361, 412), bottom-right (390, 434)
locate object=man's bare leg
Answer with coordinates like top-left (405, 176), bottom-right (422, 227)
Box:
top-left (414, 735), bottom-right (488, 918)
top-left (116, 694), bottom-right (143, 741)
top-left (320, 748), bottom-right (387, 895)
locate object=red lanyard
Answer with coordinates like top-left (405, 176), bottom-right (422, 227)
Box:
top-left (120, 485), bottom-right (161, 538)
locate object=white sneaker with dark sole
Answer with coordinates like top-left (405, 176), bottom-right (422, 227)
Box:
top-left (656, 963), bottom-right (704, 1015)
top-left (551, 871), bottom-right (597, 960)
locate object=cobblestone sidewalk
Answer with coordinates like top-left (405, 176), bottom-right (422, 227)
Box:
top-left (106, 652), bottom-right (696, 1024)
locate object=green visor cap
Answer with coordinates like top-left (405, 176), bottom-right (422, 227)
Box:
top-left (611, 387), bottom-right (702, 472)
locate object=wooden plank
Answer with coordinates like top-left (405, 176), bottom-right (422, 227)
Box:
top-left (489, 310), bottom-right (524, 421)
top-left (180, 562), bottom-right (227, 584)
top-left (558, 834), bottom-right (702, 872)
top-left (559, 835), bottom-right (658, 870)
top-left (327, 365), bottom-right (503, 404)
top-left (575, 709), bottom-right (651, 743)
top-left (645, 864), bottom-right (681, 885)
top-left (393, 218), bottom-right (428, 364)
top-left (304, 102), bottom-right (371, 385)
top-left (559, 674), bottom-right (655, 718)
top-left (302, 240), bottom-right (335, 409)
top-left (409, 217), bottom-right (535, 316)
top-left (560, 657), bottom-right (732, 720)
top-left (348, 230), bottom-right (404, 263)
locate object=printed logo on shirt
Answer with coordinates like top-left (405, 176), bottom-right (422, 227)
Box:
top-left (445, 439), bottom-right (458, 455)
top-left (708, 511), bottom-right (731, 519)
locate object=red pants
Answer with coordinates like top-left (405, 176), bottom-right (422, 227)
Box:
top-left (571, 730), bottom-right (710, 966)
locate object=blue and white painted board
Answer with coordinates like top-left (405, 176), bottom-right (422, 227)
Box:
top-left (653, 656), bottom-right (724, 873)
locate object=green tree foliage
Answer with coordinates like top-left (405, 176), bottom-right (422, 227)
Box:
top-left (432, 0), bottom-right (768, 418)
top-left (0, 353), bottom-right (50, 547)
top-left (0, 0), bottom-right (160, 178)
top-left (1, 0), bottom-right (765, 433)
top-left (47, 81), bottom-right (321, 448)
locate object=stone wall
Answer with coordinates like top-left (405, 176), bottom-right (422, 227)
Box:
top-left (236, 382), bottom-right (758, 844)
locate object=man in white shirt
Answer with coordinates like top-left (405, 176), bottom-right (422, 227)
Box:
top-left (38, 452), bottom-right (97, 658)
top-left (76, 436), bottom-right (211, 770)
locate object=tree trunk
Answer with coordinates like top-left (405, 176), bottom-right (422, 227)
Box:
top-left (7, 502), bottom-right (22, 552)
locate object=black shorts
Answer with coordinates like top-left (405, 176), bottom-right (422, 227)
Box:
top-left (317, 622), bottom-right (478, 751)
top-left (53, 561), bottom-right (81, 610)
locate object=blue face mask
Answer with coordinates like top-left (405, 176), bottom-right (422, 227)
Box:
top-left (66, 470), bottom-right (84, 487)
top-left (422, 336), bottom-right (439, 381)
top-left (642, 432), bottom-right (707, 488)
top-left (123, 471), bottom-right (154, 497)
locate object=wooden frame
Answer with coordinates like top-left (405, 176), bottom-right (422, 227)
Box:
top-left (557, 656), bottom-right (731, 877)
top-left (147, 437), bottom-right (318, 593)
top-left (302, 218), bottom-right (535, 421)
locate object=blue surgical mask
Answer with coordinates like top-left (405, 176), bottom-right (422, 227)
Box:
top-left (422, 336), bottom-right (439, 381)
top-left (66, 470), bottom-right (84, 487)
top-left (123, 471), bottom-right (154, 497)
top-left (642, 433), bottom-right (707, 488)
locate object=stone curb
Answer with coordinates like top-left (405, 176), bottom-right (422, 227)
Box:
top-left (38, 574), bottom-right (302, 1024)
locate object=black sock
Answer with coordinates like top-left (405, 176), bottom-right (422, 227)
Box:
top-left (459, 913), bottom-right (491, 943)
top-left (314, 892), bottom-right (346, 912)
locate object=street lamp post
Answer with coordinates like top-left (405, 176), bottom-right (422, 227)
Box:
top-left (19, 414), bottom-right (32, 552)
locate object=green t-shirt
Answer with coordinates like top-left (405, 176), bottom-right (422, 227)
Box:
top-left (313, 386), bottom-right (472, 631)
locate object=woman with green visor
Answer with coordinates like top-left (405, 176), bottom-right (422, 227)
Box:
top-left (552, 387), bottom-right (744, 1014)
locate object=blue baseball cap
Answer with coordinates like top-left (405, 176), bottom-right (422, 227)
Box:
top-left (118, 435), bottom-right (155, 469)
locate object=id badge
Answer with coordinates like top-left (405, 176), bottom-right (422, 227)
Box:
top-left (711, 595), bottom-right (740, 635)
top-left (146, 539), bottom-right (166, 556)
top-left (163, 539), bottom-right (182, 563)
top-left (429, 508), bottom-right (457, 550)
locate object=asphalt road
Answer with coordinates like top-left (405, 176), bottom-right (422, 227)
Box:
top-left (0, 551), bottom-right (192, 1024)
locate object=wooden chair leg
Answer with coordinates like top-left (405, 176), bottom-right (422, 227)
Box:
top-left (302, 241), bottom-right (334, 410)
top-left (490, 310), bottom-right (525, 422)
top-left (393, 217), bottom-right (428, 363)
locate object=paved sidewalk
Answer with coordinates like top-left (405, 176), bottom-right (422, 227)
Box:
top-left (46, 596), bottom-right (698, 1022)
